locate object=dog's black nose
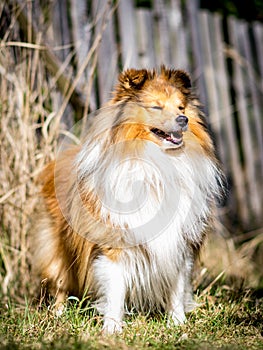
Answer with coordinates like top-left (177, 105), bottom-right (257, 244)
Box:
top-left (176, 115), bottom-right (188, 127)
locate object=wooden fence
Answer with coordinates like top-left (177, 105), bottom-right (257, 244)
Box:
top-left (6, 0), bottom-right (263, 232)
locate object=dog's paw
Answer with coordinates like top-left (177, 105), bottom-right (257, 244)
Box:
top-left (102, 318), bottom-right (124, 334)
top-left (167, 311), bottom-right (186, 327)
top-left (55, 303), bottom-right (65, 317)
top-left (48, 302), bottom-right (66, 317)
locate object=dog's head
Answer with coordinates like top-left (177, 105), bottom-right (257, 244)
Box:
top-left (111, 66), bottom-right (194, 150)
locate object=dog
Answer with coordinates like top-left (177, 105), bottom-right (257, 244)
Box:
top-left (33, 66), bottom-right (224, 333)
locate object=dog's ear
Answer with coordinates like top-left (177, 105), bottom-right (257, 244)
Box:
top-left (161, 66), bottom-right (191, 94)
top-left (112, 69), bottom-right (152, 102)
top-left (172, 70), bottom-right (191, 90)
top-left (118, 69), bottom-right (149, 90)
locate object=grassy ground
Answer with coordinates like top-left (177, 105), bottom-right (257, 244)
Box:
top-left (0, 286), bottom-right (262, 350)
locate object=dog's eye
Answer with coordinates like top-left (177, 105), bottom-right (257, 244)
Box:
top-left (151, 106), bottom-right (163, 110)
top-left (178, 106), bottom-right (185, 111)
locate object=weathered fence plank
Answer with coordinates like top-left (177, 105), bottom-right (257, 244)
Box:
top-left (136, 8), bottom-right (156, 68)
top-left (199, 11), bottom-right (226, 162)
top-left (70, 0), bottom-right (90, 73)
top-left (213, 14), bottom-right (249, 224)
top-left (251, 22), bottom-right (263, 179)
top-left (153, 0), bottom-right (171, 66)
top-left (241, 21), bottom-right (263, 207)
top-left (228, 17), bottom-right (262, 222)
top-left (185, 0), bottom-right (208, 110)
top-left (92, 0), bottom-right (118, 105)
top-left (70, 0), bottom-right (98, 113)
top-left (253, 22), bottom-right (263, 93)
top-left (169, 0), bottom-right (189, 71)
top-left (117, 0), bottom-right (138, 68)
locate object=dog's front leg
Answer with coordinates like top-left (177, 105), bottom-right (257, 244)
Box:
top-left (94, 255), bottom-right (126, 334)
top-left (167, 271), bottom-right (187, 326)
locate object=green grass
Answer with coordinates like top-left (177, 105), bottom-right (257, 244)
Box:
top-left (1, 287), bottom-right (262, 349)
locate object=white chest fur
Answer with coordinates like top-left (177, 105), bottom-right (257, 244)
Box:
top-left (92, 141), bottom-right (220, 247)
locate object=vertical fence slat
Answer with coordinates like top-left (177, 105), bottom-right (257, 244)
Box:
top-left (252, 22), bottom-right (263, 179)
top-left (136, 9), bottom-right (156, 68)
top-left (70, 0), bottom-right (98, 112)
top-left (198, 11), bottom-right (226, 163)
top-left (169, 0), bottom-right (189, 71)
top-left (117, 0), bottom-right (138, 68)
top-left (228, 17), bottom-right (261, 222)
top-left (48, 0), bottom-right (73, 127)
top-left (242, 22), bottom-right (263, 212)
top-left (213, 14), bottom-right (249, 224)
top-left (253, 22), bottom-right (263, 92)
top-left (238, 20), bottom-right (262, 220)
top-left (92, 0), bottom-right (118, 105)
top-left (153, 0), bottom-right (171, 65)
top-left (52, 0), bottom-right (71, 61)
top-left (185, 0), bottom-right (208, 110)
top-left (71, 0), bottom-right (89, 75)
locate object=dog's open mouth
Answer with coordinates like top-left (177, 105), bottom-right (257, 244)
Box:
top-left (151, 128), bottom-right (183, 148)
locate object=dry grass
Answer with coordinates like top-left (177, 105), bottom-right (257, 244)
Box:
top-left (0, 1), bottom-right (112, 301)
top-left (199, 224), bottom-right (263, 290)
top-left (0, 39), bottom-right (57, 299)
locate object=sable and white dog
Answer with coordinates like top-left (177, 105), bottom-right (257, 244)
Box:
top-left (34, 66), bottom-right (223, 333)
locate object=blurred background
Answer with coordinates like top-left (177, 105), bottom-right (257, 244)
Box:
top-left (0, 0), bottom-right (263, 302)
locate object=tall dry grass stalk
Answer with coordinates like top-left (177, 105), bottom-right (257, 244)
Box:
top-left (0, 1), bottom-right (115, 301)
top-left (0, 42), bottom-right (58, 300)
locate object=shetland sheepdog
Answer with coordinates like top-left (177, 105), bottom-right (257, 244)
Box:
top-left (34, 66), bottom-right (223, 333)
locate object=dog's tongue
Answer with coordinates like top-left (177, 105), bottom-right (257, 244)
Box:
top-left (151, 128), bottom-right (183, 145)
top-left (166, 132), bottom-right (182, 145)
